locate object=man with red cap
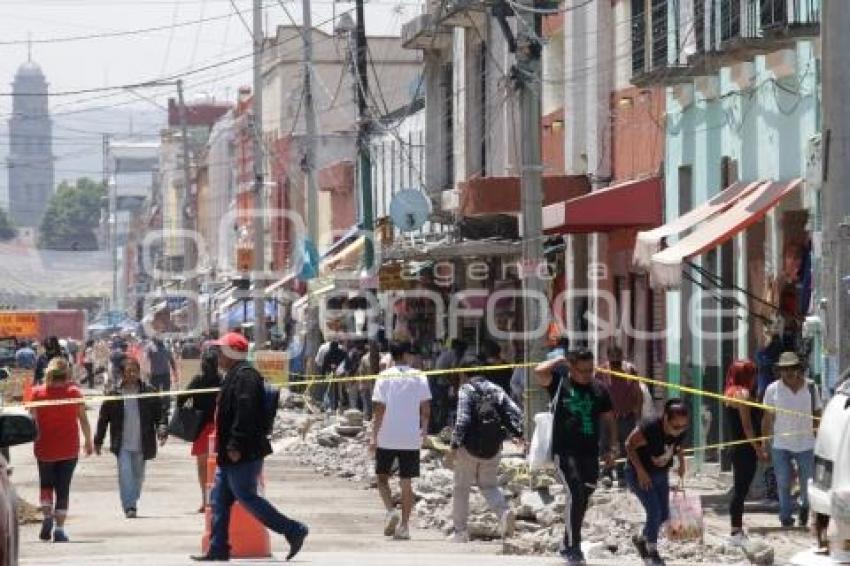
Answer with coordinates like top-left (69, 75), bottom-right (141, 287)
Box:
top-left (192, 332), bottom-right (308, 562)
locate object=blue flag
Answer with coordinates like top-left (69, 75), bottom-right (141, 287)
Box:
top-left (297, 238), bottom-right (320, 281)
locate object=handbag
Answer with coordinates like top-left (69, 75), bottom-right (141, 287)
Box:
top-left (167, 398), bottom-right (205, 442)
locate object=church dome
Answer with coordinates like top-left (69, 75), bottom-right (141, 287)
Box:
top-left (15, 60), bottom-right (44, 78)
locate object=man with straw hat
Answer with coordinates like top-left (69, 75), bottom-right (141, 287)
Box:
top-left (762, 351), bottom-right (822, 528)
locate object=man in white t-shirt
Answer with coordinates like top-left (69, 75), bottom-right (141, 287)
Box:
top-left (370, 341), bottom-right (431, 541)
top-left (761, 351), bottom-right (822, 528)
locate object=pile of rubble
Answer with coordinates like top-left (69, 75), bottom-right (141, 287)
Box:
top-left (274, 405), bottom-right (776, 564)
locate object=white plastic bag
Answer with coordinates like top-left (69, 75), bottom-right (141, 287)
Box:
top-left (527, 412), bottom-right (554, 471)
top-left (666, 488), bottom-right (704, 542)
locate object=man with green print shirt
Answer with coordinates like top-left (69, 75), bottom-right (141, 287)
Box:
top-left (535, 348), bottom-right (617, 566)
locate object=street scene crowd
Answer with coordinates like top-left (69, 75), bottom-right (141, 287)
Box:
top-left (2, 324), bottom-right (827, 566)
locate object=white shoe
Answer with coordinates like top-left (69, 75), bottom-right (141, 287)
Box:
top-left (383, 510), bottom-right (400, 536)
top-left (393, 525), bottom-right (410, 540)
top-left (729, 531), bottom-right (749, 548)
top-left (450, 531), bottom-right (469, 543)
top-left (499, 509), bottom-right (516, 538)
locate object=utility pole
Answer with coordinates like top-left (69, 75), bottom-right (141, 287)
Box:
top-left (104, 133), bottom-right (117, 319)
top-left (353, 0), bottom-right (375, 270)
top-left (175, 79), bottom-right (196, 331)
top-left (349, 0), bottom-right (378, 371)
top-left (252, 0), bottom-right (268, 348)
top-left (302, 0), bottom-right (320, 244)
top-left (515, 0), bottom-right (547, 434)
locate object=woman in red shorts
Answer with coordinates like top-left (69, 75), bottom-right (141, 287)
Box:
top-left (180, 349), bottom-right (221, 512)
top-left (30, 357), bottom-right (93, 542)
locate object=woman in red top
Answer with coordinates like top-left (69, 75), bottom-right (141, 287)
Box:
top-left (29, 357), bottom-right (93, 543)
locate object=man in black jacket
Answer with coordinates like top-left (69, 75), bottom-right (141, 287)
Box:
top-left (192, 332), bottom-right (308, 562)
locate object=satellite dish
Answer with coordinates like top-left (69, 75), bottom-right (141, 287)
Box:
top-left (389, 189), bottom-right (431, 232)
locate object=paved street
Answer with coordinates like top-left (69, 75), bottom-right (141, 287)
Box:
top-left (9, 404), bottom-right (562, 566)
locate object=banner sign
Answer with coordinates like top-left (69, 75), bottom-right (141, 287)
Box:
top-left (0, 312), bottom-right (38, 338)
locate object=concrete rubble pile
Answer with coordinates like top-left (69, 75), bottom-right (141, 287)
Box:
top-left (274, 405), bottom-right (778, 564)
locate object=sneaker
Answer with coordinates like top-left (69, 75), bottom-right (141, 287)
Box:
top-left (632, 534), bottom-right (649, 560)
top-left (393, 524), bottom-right (411, 541)
top-left (450, 531), bottom-right (469, 543)
top-left (646, 550), bottom-right (667, 566)
top-left (799, 506), bottom-right (810, 527)
top-left (125, 508), bottom-right (137, 519)
top-left (383, 510), bottom-right (400, 536)
top-left (729, 531), bottom-right (748, 548)
top-left (780, 517), bottom-right (795, 528)
top-left (38, 517), bottom-right (53, 542)
top-left (559, 547), bottom-right (587, 565)
top-left (53, 529), bottom-right (69, 543)
top-left (499, 509), bottom-right (516, 538)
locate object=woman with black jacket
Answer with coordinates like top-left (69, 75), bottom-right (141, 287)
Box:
top-left (93, 357), bottom-right (167, 518)
top-left (179, 350), bottom-right (222, 512)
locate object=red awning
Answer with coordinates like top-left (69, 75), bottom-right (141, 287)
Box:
top-left (543, 176), bottom-right (663, 235)
top-left (650, 178), bottom-right (803, 288)
top-left (460, 175), bottom-right (589, 216)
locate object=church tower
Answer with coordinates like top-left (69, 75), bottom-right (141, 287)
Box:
top-left (6, 50), bottom-right (54, 228)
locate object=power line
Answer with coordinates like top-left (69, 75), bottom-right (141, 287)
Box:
top-left (0, 3), bottom-right (275, 46)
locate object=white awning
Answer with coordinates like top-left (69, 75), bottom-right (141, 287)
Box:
top-left (633, 181), bottom-right (761, 271)
top-left (650, 179), bottom-right (802, 289)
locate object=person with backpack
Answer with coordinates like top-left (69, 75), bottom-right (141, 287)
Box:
top-left (448, 366), bottom-right (523, 542)
top-left (761, 351), bottom-right (822, 529)
top-left (192, 332), bottom-right (308, 562)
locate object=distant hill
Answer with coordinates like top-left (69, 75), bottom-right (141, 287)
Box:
top-left (0, 106), bottom-right (163, 209)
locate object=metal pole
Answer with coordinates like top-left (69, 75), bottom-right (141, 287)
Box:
top-left (252, 0), bottom-right (268, 348)
top-left (176, 80), bottom-right (196, 332)
top-left (515, 0), bottom-right (547, 435)
top-left (822, 0), bottom-right (850, 375)
top-left (302, 0), bottom-right (320, 244)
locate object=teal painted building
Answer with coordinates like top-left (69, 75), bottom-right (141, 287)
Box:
top-left (630, 0), bottom-right (821, 456)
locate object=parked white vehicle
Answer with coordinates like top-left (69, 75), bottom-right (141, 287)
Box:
top-left (809, 382), bottom-right (850, 561)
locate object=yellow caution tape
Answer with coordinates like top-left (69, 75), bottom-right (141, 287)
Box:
top-left (596, 366), bottom-right (821, 422)
top-left (5, 359), bottom-right (824, 428)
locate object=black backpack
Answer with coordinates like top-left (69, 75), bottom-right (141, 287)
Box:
top-left (464, 381), bottom-right (507, 459)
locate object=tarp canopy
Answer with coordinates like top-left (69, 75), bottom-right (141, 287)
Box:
top-left (650, 179), bottom-right (803, 289)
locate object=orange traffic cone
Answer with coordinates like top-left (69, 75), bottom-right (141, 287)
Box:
top-left (201, 432), bottom-right (272, 558)
top-left (22, 376), bottom-right (33, 403)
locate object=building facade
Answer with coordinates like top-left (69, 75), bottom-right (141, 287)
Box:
top-left (629, 0), bottom-right (821, 450)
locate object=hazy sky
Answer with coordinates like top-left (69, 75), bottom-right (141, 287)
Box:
top-left (0, 0), bottom-right (418, 122)
top-left (0, 0), bottom-right (420, 205)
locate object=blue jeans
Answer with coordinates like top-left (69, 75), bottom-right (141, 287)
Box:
top-left (117, 449), bottom-right (145, 511)
top-left (772, 448), bottom-right (815, 523)
top-left (625, 466), bottom-right (670, 543)
top-left (209, 458), bottom-right (306, 556)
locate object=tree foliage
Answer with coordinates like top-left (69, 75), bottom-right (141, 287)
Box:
top-left (0, 207), bottom-right (16, 241)
top-left (38, 177), bottom-right (106, 251)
